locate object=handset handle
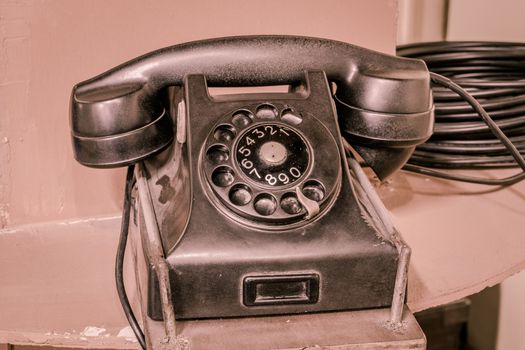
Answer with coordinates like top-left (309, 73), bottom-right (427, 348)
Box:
top-left (71, 35), bottom-right (433, 168)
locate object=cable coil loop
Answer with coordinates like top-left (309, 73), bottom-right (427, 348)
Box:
top-left (398, 41), bottom-right (525, 185)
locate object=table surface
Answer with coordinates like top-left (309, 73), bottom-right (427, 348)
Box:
top-left (381, 168), bottom-right (525, 312)
top-left (0, 168), bottom-right (523, 347)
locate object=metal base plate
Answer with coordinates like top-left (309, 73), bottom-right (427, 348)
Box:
top-left (143, 306), bottom-right (426, 350)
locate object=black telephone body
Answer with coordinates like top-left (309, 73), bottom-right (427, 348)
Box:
top-left (70, 36), bottom-right (433, 320)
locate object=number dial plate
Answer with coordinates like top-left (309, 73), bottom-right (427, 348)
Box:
top-left (201, 103), bottom-right (341, 227)
top-left (236, 124), bottom-right (309, 188)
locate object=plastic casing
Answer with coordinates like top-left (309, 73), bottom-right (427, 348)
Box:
top-left (143, 72), bottom-right (399, 319)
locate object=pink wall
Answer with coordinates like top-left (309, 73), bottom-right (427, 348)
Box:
top-left (3, 3), bottom-right (525, 347)
top-left (0, 0), bottom-right (397, 229)
top-left (0, 1), bottom-right (398, 346)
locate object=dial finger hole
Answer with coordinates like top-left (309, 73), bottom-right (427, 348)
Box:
top-left (232, 111), bottom-right (253, 128)
top-left (302, 180), bottom-right (325, 202)
top-left (254, 193), bottom-right (277, 216)
top-left (206, 145), bottom-right (229, 164)
top-left (280, 192), bottom-right (303, 215)
top-left (213, 124), bottom-right (236, 142)
top-left (229, 184), bottom-right (252, 206)
top-left (281, 108), bottom-right (303, 125)
top-left (255, 104), bottom-right (277, 119)
top-left (211, 166), bottom-right (235, 187)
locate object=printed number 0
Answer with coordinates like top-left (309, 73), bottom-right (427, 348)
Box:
top-left (290, 167), bottom-right (301, 178)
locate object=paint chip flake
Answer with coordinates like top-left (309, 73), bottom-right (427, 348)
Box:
top-left (80, 326), bottom-right (107, 337)
top-left (118, 326), bottom-right (138, 342)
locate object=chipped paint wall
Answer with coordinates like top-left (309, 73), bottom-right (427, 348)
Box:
top-left (0, 0), bottom-right (397, 346)
top-left (3, 1), bottom-right (525, 348)
top-left (0, 0), bottom-right (397, 229)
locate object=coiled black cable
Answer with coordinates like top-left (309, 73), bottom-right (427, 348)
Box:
top-left (398, 41), bottom-right (525, 185)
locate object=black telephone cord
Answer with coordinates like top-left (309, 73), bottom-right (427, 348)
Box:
top-left (115, 165), bottom-right (147, 350)
top-left (398, 42), bottom-right (525, 185)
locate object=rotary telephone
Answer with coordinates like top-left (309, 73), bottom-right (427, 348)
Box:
top-left (70, 36), bottom-right (433, 325)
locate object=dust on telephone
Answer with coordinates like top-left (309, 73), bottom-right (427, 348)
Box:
top-left (69, 36), bottom-right (525, 349)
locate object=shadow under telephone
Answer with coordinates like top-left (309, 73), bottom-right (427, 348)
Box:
top-left (69, 36), bottom-right (434, 340)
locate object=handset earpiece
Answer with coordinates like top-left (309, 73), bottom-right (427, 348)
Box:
top-left (334, 59), bottom-right (434, 179)
top-left (71, 81), bottom-right (173, 168)
top-left (70, 35), bottom-right (433, 175)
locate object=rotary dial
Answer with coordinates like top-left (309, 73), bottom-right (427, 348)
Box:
top-left (201, 103), bottom-right (341, 228)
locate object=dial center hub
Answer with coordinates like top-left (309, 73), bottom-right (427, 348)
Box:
top-left (259, 141), bottom-right (287, 165)
top-left (235, 123), bottom-right (309, 187)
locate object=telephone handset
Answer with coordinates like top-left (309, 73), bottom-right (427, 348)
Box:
top-left (71, 36), bottom-right (433, 179)
top-left (70, 36), bottom-right (433, 320)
